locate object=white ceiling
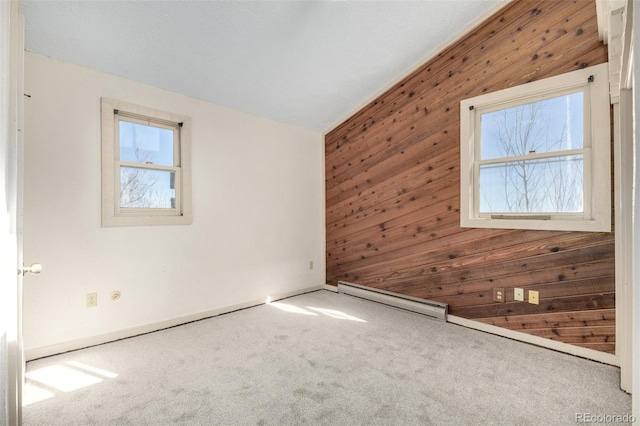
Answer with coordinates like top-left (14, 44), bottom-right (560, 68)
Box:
top-left (22, 0), bottom-right (504, 132)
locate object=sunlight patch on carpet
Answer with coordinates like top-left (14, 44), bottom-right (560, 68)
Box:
top-left (268, 302), bottom-right (318, 316)
top-left (22, 383), bottom-right (54, 406)
top-left (24, 361), bottom-right (119, 406)
top-left (26, 365), bottom-right (103, 392)
top-left (67, 361), bottom-right (118, 379)
top-left (306, 307), bottom-right (367, 322)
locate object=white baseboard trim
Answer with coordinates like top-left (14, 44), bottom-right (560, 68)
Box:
top-left (27, 286), bottom-right (619, 367)
top-left (447, 315), bottom-right (619, 366)
top-left (25, 284), bottom-right (324, 361)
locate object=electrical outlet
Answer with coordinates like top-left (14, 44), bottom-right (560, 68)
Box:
top-left (514, 287), bottom-right (524, 302)
top-left (87, 293), bottom-right (97, 308)
top-left (110, 291), bottom-right (121, 301)
top-left (528, 290), bottom-right (539, 305)
top-left (493, 288), bottom-right (505, 303)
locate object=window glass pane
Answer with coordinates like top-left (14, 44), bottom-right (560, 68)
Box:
top-left (479, 155), bottom-right (583, 213)
top-left (119, 120), bottom-right (174, 166)
top-left (480, 92), bottom-right (583, 160)
top-left (120, 167), bottom-right (176, 209)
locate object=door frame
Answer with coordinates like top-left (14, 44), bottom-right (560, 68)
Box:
top-left (2, 1), bottom-right (25, 424)
top-left (600, 0), bottom-right (634, 395)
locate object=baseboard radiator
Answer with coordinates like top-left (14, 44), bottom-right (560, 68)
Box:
top-left (337, 281), bottom-right (448, 322)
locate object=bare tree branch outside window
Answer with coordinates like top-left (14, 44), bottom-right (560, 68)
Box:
top-left (479, 93), bottom-right (584, 214)
top-left (119, 121), bottom-right (176, 209)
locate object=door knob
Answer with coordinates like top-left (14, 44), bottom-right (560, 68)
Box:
top-left (19, 263), bottom-right (42, 275)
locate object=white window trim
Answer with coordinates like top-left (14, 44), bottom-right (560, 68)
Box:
top-left (101, 98), bottom-right (192, 227)
top-left (460, 63), bottom-right (611, 232)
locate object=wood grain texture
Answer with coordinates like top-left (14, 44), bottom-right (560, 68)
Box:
top-left (325, 0), bottom-right (614, 353)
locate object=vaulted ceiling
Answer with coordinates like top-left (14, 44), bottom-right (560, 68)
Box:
top-left (22, 0), bottom-right (504, 131)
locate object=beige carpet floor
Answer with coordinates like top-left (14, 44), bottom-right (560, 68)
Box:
top-left (23, 290), bottom-right (631, 425)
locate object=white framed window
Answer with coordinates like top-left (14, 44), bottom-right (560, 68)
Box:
top-left (101, 98), bottom-right (192, 226)
top-left (460, 63), bottom-right (610, 232)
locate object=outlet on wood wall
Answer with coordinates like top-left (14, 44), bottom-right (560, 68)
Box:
top-left (325, 0), bottom-right (614, 353)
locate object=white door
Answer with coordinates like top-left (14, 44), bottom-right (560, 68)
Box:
top-left (2, 2), bottom-right (26, 425)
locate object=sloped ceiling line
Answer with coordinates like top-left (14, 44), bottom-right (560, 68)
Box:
top-left (22, 0), bottom-right (504, 131)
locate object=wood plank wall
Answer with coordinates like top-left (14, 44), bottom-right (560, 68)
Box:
top-left (325, 0), bottom-right (614, 354)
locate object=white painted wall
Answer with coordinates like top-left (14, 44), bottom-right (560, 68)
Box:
top-left (22, 52), bottom-right (325, 353)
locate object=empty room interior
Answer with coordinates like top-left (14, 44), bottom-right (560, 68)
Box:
top-left (2, 0), bottom-right (639, 424)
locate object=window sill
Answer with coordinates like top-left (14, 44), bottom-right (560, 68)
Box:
top-left (101, 213), bottom-right (192, 227)
top-left (460, 216), bottom-right (611, 233)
